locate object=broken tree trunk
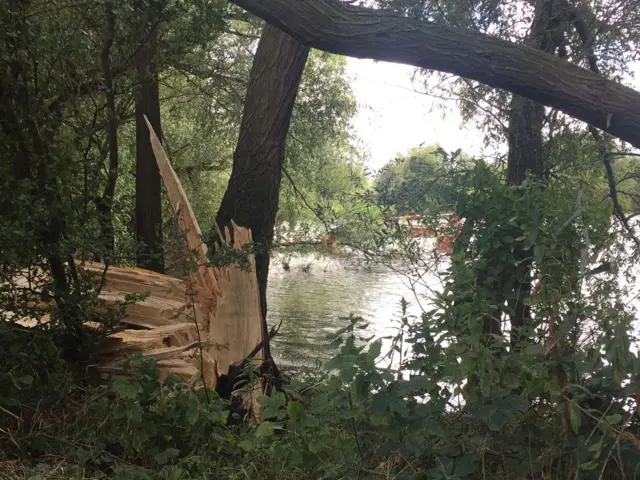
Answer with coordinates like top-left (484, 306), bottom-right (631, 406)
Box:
top-left (3, 120), bottom-right (265, 419)
top-left (144, 116), bottom-right (263, 377)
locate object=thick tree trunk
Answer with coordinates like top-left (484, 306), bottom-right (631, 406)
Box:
top-left (507, 97), bottom-right (546, 185)
top-left (506, 0), bottom-right (562, 348)
top-left (215, 25), bottom-right (310, 361)
top-left (230, 0), bottom-right (640, 149)
top-left (506, 95), bottom-right (544, 349)
top-left (135, 27), bottom-right (165, 273)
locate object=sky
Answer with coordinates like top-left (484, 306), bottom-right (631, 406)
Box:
top-left (347, 58), bottom-right (640, 172)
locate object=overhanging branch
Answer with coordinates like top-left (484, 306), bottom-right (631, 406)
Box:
top-left (230, 0), bottom-right (640, 149)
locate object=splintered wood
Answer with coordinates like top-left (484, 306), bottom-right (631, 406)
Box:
top-left (92, 219), bottom-right (263, 390)
top-left (97, 117), bottom-right (263, 389)
top-left (3, 118), bottom-right (264, 397)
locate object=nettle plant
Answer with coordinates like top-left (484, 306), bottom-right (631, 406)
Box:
top-left (405, 162), bottom-right (640, 477)
top-left (243, 162), bottom-right (640, 478)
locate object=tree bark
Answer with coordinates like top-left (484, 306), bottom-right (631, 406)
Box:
top-left (507, 93), bottom-right (544, 349)
top-left (96, 1), bottom-right (119, 257)
top-left (507, 97), bottom-right (546, 185)
top-left (135, 26), bottom-right (165, 273)
top-left (506, 0), bottom-right (570, 349)
top-left (215, 25), bottom-right (310, 361)
top-left (230, 0), bottom-right (640, 149)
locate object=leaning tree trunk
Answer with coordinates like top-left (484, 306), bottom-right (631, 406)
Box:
top-left (229, 0), bottom-right (640, 150)
top-left (135, 26), bottom-right (165, 274)
top-left (215, 25), bottom-right (310, 362)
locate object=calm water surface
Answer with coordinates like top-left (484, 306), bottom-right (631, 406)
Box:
top-left (266, 252), bottom-right (640, 366)
top-left (266, 254), bottom-right (441, 366)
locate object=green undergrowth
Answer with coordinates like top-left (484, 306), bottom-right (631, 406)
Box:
top-left (3, 164), bottom-right (640, 479)
top-left (3, 308), bottom-right (640, 480)
top-left (0, 319), bottom-right (368, 480)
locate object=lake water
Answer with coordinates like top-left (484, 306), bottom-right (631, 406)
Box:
top-left (266, 253), bottom-right (442, 367)
top-left (266, 250), bottom-right (640, 367)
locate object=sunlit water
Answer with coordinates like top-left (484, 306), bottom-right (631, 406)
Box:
top-left (266, 253), bottom-right (441, 367)
top-left (266, 250), bottom-right (640, 368)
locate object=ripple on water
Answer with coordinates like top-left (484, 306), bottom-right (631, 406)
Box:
top-left (266, 255), bottom-right (438, 366)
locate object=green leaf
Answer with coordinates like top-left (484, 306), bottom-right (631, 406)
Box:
top-left (367, 339), bottom-right (382, 360)
top-left (17, 375), bottom-right (34, 387)
top-left (487, 411), bottom-right (509, 431)
top-left (111, 378), bottom-right (142, 400)
top-left (554, 207), bottom-right (582, 236)
top-left (258, 391), bottom-right (286, 419)
top-left (127, 404), bottom-right (142, 424)
top-left (255, 421), bottom-right (281, 438)
top-left (238, 439), bottom-right (259, 451)
top-left (580, 460), bottom-right (600, 471)
top-left (340, 365), bottom-right (358, 382)
top-left (502, 395), bottom-right (529, 413)
top-left (289, 448), bottom-right (303, 466)
top-left (167, 466), bottom-right (185, 480)
top-left (605, 413), bottom-right (622, 425)
top-left (154, 447), bottom-right (180, 466)
top-left (353, 373), bottom-right (369, 398)
top-left (311, 392), bottom-right (329, 411)
top-left (454, 454), bottom-right (477, 476)
top-left (568, 401), bottom-right (581, 434)
top-left (185, 405), bottom-right (199, 426)
top-left (286, 401), bottom-right (305, 422)
top-left (331, 324), bottom-right (352, 338)
top-left (302, 413), bottom-right (320, 428)
top-left (588, 438), bottom-right (603, 457)
top-left (371, 392), bottom-right (389, 414)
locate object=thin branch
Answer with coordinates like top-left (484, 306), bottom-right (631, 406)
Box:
top-left (95, 0), bottom-right (119, 255)
top-left (282, 167), bottom-right (331, 232)
top-left (566, 2), bottom-right (640, 250)
top-left (608, 152), bottom-right (640, 158)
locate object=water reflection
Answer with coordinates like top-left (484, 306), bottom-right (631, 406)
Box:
top-left (267, 250), bottom-right (640, 367)
top-left (266, 253), bottom-right (439, 366)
